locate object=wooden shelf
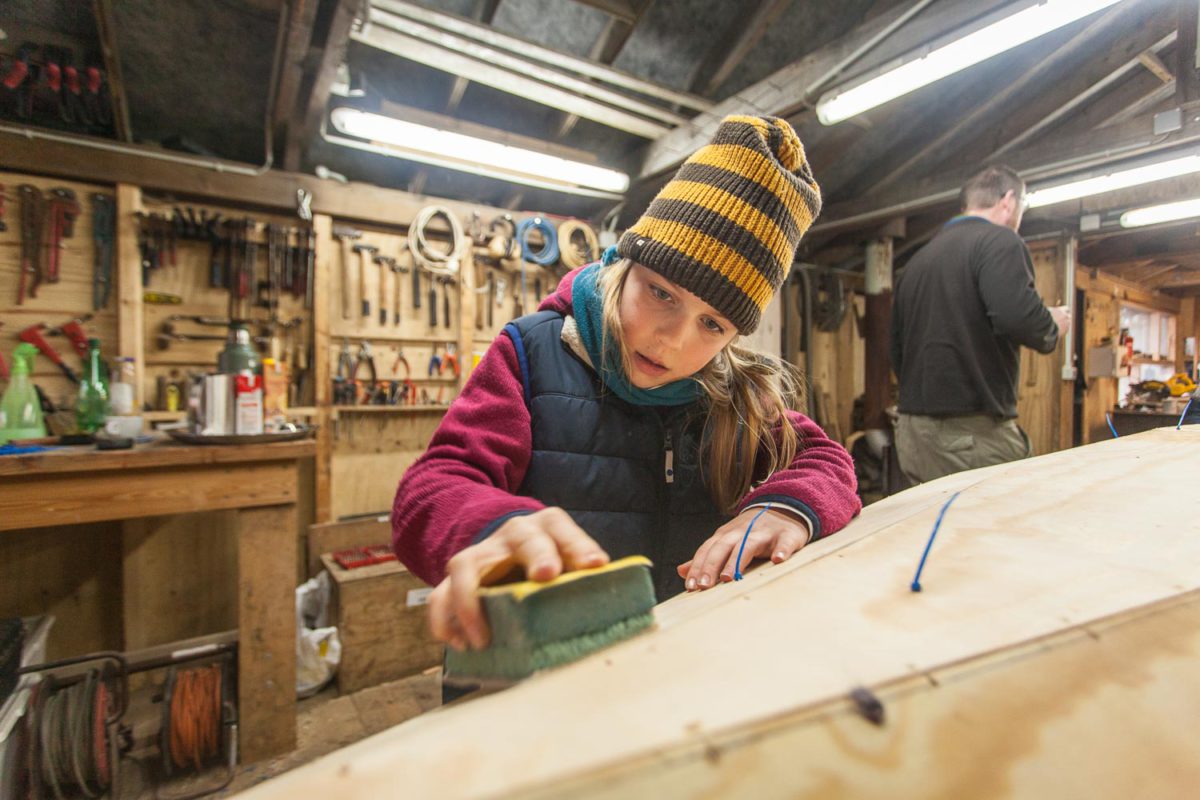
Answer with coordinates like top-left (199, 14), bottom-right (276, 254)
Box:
top-left (143, 410), bottom-right (186, 422)
top-left (1131, 356), bottom-right (1173, 366)
top-left (332, 405), bottom-right (448, 415)
top-left (328, 331), bottom-right (462, 344)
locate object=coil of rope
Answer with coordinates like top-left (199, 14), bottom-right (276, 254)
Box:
top-left (485, 214), bottom-right (520, 261)
top-left (516, 216), bottom-right (559, 267)
top-left (557, 219), bottom-right (600, 269)
top-left (408, 205), bottom-right (466, 277)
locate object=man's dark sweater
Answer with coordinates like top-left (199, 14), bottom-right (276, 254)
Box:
top-left (890, 216), bottom-right (1059, 419)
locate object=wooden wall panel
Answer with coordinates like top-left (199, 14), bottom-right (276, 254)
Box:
top-left (1082, 287), bottom-right (1121, 444)
top-left (1016, 242), bottom-right (1067, 456)
top-left (0, 171), bottom-right (118, 415)
top-left (121, 511), bottom-right (239, 649)
top-left (330, 412), bottom-right (443, 519)
top-left (0, 523), bottom-right (123, 659)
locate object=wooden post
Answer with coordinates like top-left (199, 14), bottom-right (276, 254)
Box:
top-left (115, 183), bottom-right (145, 410)
top-left (313, 213), bottom-right (333, 523)
top-left (458, 246), bottom-right (475, 388)
top-left (863, 238), bottom-right (893, 433)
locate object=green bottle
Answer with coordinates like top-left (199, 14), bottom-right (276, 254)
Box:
top-left (76, 337), bottom-right (111, 433)
top-left (0, 343), bottom-right (48, 443)
top-left (218, 323), bottom-right (261, 375)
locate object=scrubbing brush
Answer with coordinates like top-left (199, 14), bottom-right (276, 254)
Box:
top-left (444, 555), bottom-right (656, 686)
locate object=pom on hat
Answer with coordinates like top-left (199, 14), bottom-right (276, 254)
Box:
top-left (617, 115), bottom-right (821, 334)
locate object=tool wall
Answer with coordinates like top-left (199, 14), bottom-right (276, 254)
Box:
top-left (0, 171), bottom-right (118, 427)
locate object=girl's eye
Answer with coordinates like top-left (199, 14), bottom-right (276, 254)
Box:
top-left (702, 317), bottom-right (725, 334)
top-left (649, 285), bottom-right (672, 302)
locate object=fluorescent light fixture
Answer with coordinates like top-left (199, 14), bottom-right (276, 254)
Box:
top-left (816, 0), bottom-right (1124, 125)
top-left (1025, 154), bottom-right (1200, 208)
top-left (329, 107), bottom-right (629, 196)
top-left (1120, 197), bottom-right (1200, 228)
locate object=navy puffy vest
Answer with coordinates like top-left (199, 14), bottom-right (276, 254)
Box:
top-left (506, 311), bottom-right (730, 600)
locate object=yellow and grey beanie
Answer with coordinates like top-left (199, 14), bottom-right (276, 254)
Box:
top-left (617, 114), bottom-right (821, 334)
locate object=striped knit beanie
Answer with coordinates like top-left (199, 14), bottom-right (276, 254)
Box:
top-left (617, 114), bottom-right (821, 334)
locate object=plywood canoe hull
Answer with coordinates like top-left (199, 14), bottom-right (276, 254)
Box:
top-left (238, 426), bottom-right (1200, 798)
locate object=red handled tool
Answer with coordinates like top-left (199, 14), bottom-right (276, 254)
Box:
top-left (18, 324), bottom-right (79, 384)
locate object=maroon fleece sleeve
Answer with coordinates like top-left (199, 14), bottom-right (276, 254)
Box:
top-left (391, 334), bottom-right (544, 585)
top-left (738, 411), bottom-right (861, 539)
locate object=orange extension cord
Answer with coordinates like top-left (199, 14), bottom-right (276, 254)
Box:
top-left (168, 665), bottom-right (222, 772)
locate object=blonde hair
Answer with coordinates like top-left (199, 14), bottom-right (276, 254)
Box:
top-left (598, 259), bottom-right (803, 513)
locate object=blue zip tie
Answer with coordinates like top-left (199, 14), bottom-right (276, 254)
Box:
top-left (1105, 412), bottom-right (1119, 439)
top-left (733, 503), bottom-right (773, 581)
top-left (910, 491), bottom-right (962, 593)
top-left (1178, 397), bottom-right (1195, 430)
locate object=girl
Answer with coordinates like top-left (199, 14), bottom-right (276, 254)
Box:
top-left (392, 115), bottom-right (860, 652)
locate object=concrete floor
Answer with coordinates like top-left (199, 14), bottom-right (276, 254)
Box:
top-left (120, 671), bottom-right (442, 798)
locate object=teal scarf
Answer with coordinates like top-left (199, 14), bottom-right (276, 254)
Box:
top-left (571, 255), bottom-right (703, 407)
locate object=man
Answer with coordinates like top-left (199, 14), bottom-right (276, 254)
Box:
top-left (890, 165), bottom-right (1071, 484)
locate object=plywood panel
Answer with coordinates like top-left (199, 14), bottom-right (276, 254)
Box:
top-left (1082, 287), bottom-right (1120, 444)
top-left (238, 427), bottom-right (1200, 799)
top-left (0, 523), bottom-right (123, 659)
top-left (121, 511), bottom-right (238, 649)
top-left (330, 410), bottom-right (442, 519)
top-left (1016, 242), bottom-right (1067, 456)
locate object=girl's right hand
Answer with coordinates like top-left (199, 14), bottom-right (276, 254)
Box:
top-left (428, 507), bottom-right (610, 652)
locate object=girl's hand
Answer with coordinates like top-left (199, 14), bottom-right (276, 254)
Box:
top-left (676, 508), bottom-right (811, 591)
top-left (429, 508), bottom-right (610, 651)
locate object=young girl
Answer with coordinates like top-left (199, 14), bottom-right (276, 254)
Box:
top-left (392, 115), bottom-right (860, 652)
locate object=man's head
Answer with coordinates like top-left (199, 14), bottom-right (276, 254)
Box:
top-left (959, 165), bottom-right (1026, 231)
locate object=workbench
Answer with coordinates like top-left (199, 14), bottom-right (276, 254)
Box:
top-left (0, 437), bottom-right (315, 762)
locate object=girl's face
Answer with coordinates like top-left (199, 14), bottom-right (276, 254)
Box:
top-left (618, 263), bottom-right (737, 388)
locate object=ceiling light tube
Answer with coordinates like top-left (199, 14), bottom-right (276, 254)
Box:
top-left (1025, 153), bottom-right (1200, 209)
top-left (330, 107), bottom-right (630, 195)
top-left (1120, 197), bottom-right (1200, 228)
top-left (815, 0), bottom-right (1124, 125)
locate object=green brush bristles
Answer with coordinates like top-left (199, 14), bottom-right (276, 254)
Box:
top-left (445, 556), bottom-right (656, 684)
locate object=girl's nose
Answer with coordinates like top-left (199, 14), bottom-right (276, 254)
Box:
top-left (655, 315), bottom-right (685, 349)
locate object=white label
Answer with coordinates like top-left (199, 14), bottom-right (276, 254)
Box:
top-left (406, 587), bottom-right (433, 607)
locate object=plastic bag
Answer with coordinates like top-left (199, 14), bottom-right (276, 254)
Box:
top-left (296, 572), bottom-right (341, 698)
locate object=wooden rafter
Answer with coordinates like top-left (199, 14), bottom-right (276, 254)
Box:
top-left (686, 0), bottom-right (792, 98)
top-left (867, 2), bottom-right (1161, 197)
top-left (444, 0), bottom-right (502, 115)
top-left (272, 0), bottom-right (322, 151)
top-left (555, 0), bottom-right (654, 139)
top-left (91, 0), bottom-right (133, 142)
top-left (811, 112), bottom-right (1200, 236)
top-left (284, 0), bottom-right (357, 172)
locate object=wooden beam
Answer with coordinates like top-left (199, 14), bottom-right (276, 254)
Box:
top-left (353, 17), bottom-right (673, 138)
top-left (272, 0), bottom-right (322, 148)
top-left (812, 113), bottom-right (1200, 235)
top-left (91, 0), bottom-right (133, 142)
top-left (571, 0), bottom-right (640, 25)
top-left (554, 3), bottom-right (649, 140)
top-left (1177, 0), bottom-right (1200, 106)
top-left (370, 0), bottom-right (710, 112)
top-left (687, 0), bottom-right (792, 98)
top-left (1080, 223), bottom-right (1200, 268)
top-left (641, 0), bottom-right (1012, 178)
top-left (0, 130), bottom-right (528, 229)
top-left (443, 0), bottom-right (502, 115)
top-left (365, 6), bottom-right (683, 128)
top-left (285, 0), bottom-right (357, 172)
top-left (1140, 50), bottom-right (1176, 84)
top-left (869, 2), bottom-right (1164, 196)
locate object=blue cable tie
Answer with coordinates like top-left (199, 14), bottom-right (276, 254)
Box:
top-left (733, 503), bottom-right (773, 581)
top-left (1106, 412), bottom-right (1119, 439)
top-left (910, 491), bottom-right (962, 593)
top-left (1178, 397), bottom-right (1195, 431)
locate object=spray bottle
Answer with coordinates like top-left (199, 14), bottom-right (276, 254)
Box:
top-left (0, 343), bottom-right (48, 443)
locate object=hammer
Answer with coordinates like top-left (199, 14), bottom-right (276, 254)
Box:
top-left (18, 324), bottom-right (79, 383)
top-left (353, 243), bottom-right (378, 321)
top-left (332, 225), bottom-right (362, 320)
top-left (374, 255), bottom-right (397, 326)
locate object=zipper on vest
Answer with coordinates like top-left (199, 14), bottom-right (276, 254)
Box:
top-left (663, 432), bottom-right (674, 484)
